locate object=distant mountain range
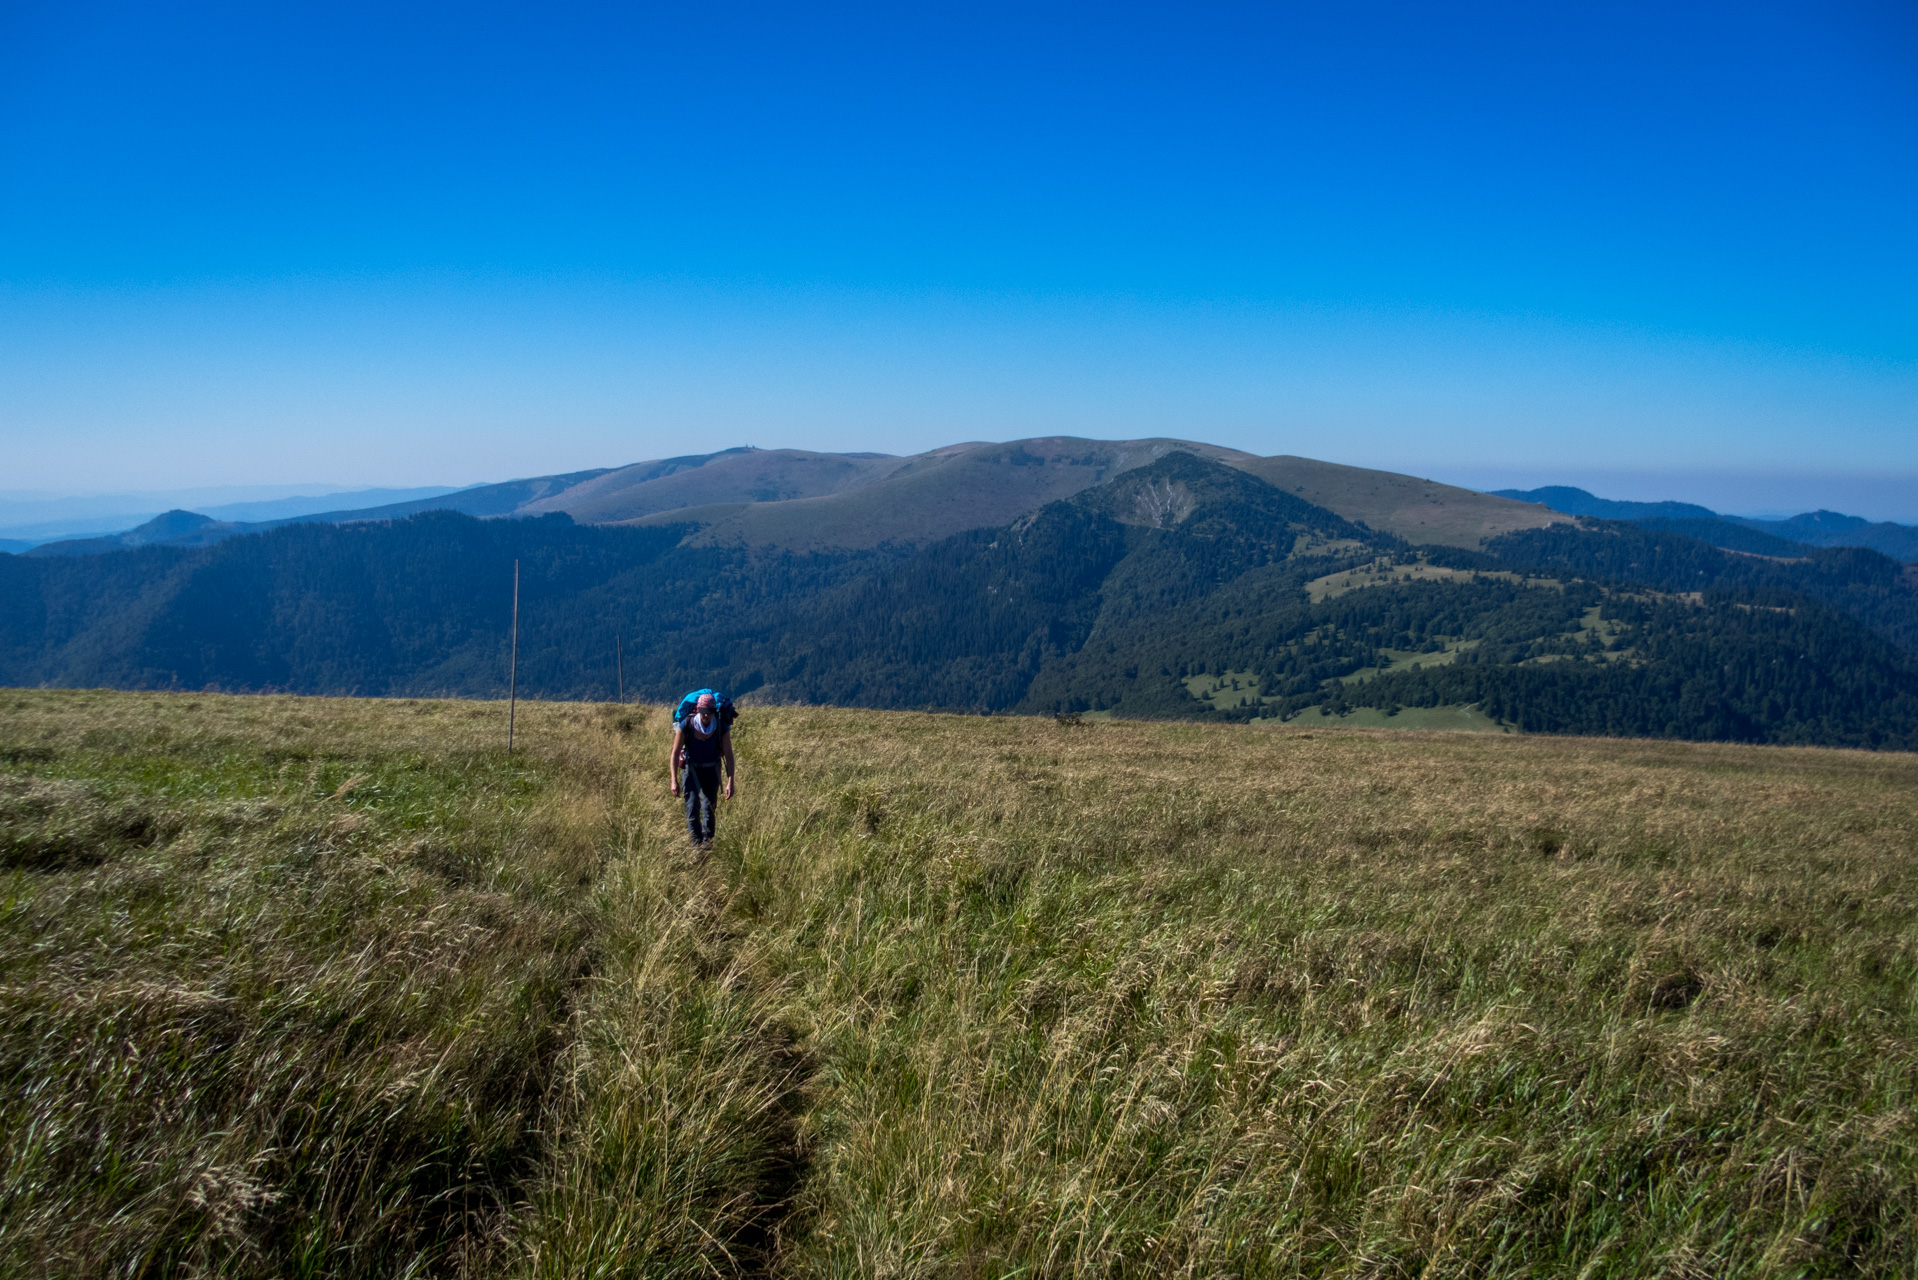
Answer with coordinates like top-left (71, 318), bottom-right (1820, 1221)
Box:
top-left (0, 485), bottom-right (468, 547)
top-left (17, 456), bottom-right (1912, 567)
top-left (1492, 486), bottom-right (1918, 563)
top-left (4, 443), bottom-right (1917, 750)
top-left (17, 441), bottom-right (1564, 558)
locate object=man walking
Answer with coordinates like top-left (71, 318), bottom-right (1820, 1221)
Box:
top-left (669, 692), bottom-right (735, 844)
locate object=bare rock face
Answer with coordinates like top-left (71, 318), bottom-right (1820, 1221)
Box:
top-left (1125, 477), bottom-right (1198, 528)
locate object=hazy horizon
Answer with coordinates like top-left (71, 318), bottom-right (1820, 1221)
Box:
top-left (6, 445), bottom-right (1915, 528)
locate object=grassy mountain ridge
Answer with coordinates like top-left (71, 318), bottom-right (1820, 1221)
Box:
top-left (302, 467), bottom-right (616, 522)
top-left (710, 454), bottom-right (1371, 712)
top-left (518, 446), bottom-right (904, 523)
top-left (623, 437), bottom-right (1260, 549)
top-left (1246, 456), bottom-right (1564, 547)
top-left (616, 439), bottom-right (1563, 550)
top-left (1, 440), bottom-right (1571, 557)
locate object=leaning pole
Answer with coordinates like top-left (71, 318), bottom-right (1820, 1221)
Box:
top-left (507, 558), bottom-right (520, 753)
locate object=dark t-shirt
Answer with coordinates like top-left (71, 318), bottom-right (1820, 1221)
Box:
top-left (682, 723), bottom-right (725, 768)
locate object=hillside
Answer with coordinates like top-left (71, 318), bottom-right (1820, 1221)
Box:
top-left (286, 466), bottom-right (615, 522)
top-left (615, 439), bottom-right (1562, 550)
top-left (1, 440), bottom-right (1568, 557)
top-left (1243, 456), bottom-right (1563, 547)
top-left (3, 689), bottom-right (1914, 1275)
top-left (4, 452), bottom-right (1916, 749)
top-left (1737, 510), bottom-right (1918, 561)
top-left (23, 509), bottom-right (241, 557)
top-left (1628, 517), bottom-right (1815, 558)
top-left (1497, 485), bottom-right (1918, 562)
top-left (14, 471), bottom-right (618, 556)
top-left (610, 439), bottom-right (1561, 551)
top-left (625, 437), bottom-right (1257, 549)
top-left (1492, 485), bottom-right (1717, 521)
top-left (518, 447), bottom-right (909, 523)
top-left (0, 485), bottom-right (466, 549)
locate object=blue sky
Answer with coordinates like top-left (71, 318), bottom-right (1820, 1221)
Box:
top-left (3, 1), bottom-right (1914, 516)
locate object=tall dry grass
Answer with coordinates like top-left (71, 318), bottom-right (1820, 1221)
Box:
top-left (0, 692), bottom-right (610, 1275)
top-left (507, 714), bottom-right (806, 1280)
top-left (713, 710), bottom-right (1918, 1277)
top-left (3, 690), bottom-right (1915, 1277)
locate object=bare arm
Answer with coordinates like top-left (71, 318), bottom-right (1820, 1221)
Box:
top-left (721, 730), bottom-right (736, 799)
top-left (668, 726), bottom-right (685, 795)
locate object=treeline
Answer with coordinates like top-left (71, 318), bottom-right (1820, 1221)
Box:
top-left (1485, 522), bottom-right (1918, 651)
top-left (1318, 590), bottom-right (1918, 749)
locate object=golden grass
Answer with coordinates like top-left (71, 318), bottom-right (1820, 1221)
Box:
top-left (3, 690), bottom-right (1914, 1276)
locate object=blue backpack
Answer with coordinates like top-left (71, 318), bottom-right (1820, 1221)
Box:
top-left (673, 688), bottom-right (738, 730)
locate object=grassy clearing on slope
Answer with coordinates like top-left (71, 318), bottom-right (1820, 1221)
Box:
top-left (1334, 641), bottom-right (1483, 684)
top-left (1303, 559), bottom-right (1565, 603)
top-left (3, 691), bottom-right (1915, 1277)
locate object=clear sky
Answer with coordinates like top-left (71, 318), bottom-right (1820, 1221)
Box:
top-left (3, 1), bottom-right (1914, 516)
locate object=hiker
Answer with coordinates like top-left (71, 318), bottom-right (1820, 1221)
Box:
top-left (669, 691), bottom-right (735, 844)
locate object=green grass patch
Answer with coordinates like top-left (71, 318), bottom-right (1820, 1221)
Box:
top-left (1337, 638), bottom-right (1483, 683)
top-left (1304, 559), bottom-right (1559, 602)
top-left (1182, 668), bottom-right (1269, 709)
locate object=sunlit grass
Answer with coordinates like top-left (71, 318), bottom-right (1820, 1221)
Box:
top-left (720, 711), bottom-right (1918, 1277)
top-left (2, 690), bottom-right (1914, 1276)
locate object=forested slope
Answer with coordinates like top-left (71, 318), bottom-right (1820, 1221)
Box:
top-left (3, 453), bottom-right (1916, 748)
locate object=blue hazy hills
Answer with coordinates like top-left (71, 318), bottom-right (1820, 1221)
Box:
top-left (16, 470), bottom-right (614, 558)
top-left (1492, 487), bottom-right (1918, 563)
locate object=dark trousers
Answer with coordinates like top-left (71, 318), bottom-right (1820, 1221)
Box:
top-left (683, 764), bottom-right (721, 843)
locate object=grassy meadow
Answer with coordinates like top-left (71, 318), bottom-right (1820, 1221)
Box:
top-left (1, 689), bottom-right (1914, 1277)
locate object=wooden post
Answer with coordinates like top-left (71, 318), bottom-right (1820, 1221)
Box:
top-left (507, 559), bottom-right (520, 753)
top-left (616, 631), bottom-right (625, 704)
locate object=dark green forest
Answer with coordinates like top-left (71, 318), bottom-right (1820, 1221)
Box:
top-left (4, 453), bottom-right (1916, 748)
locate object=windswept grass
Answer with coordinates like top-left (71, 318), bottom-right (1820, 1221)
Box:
top-left (0, 692), bottom-right (800, 1278)
top-left (718, 711), bottom-right (1918, 1277)
top-left (2, 690), bottom-right (1914, 1276)
top-left (509, 779), bottom-right (806, 1279)
top-left (0, 693), bottom-right (609, 1276)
